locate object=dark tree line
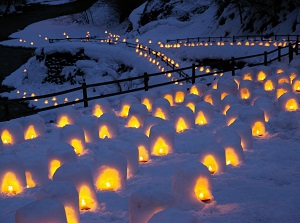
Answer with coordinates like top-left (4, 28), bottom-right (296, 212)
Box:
top-left (0, 0), bottom-right (25, 14)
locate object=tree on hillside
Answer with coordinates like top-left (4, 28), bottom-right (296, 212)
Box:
top-left (0, 0), bottom-right (25, 14)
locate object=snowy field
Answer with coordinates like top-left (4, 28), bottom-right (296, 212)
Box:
top-left (1, 2), bottom-right (300, 223)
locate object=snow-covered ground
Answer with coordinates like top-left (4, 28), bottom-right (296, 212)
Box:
top-left (1, 1), bottom-right (300, 223)
top-left (27, 0), bottom-right (76, 6)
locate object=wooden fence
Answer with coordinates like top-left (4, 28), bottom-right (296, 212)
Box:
top-left (0, 35), bottom-right (298, 121)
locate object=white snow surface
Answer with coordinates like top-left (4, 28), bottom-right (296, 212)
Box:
top-left (1, 1), bottom-right (300, 223)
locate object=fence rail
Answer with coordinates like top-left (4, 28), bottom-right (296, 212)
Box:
top-left (0, 35), bottom-right (299, 121)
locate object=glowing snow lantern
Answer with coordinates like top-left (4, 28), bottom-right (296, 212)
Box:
top-left (195, 102), bottom-right (215, 126)
top-left (75, 115), bottom-right (98, 143)
top-left (183, 94), bottom-right (201, 112)
top-left (21, 115), bottom-right (45, 140)
top-left (141, 91), bottom-right (158, 112)
top-left (215, 127), bottom-right (244, 166)
top-left (278, 92), bottom-right (299, 111)
top-left (0, 121), bottom-right (24, 145)
top-left (56, 107), bottom-right (78, 128)
top-left (152, 98), bottom-right (172, 120)
top-left (161, 89), bottom-right (174, 106)
top-left (263, 77), bottom-right (277, 92)
top-left (98, 113), bottom-right (119, 139)
top-left (239, 80), bottom-right (253, 100)
top-left (275, 67), bottom-right (285, 75)
top-left (36, 181), bottom-right (80, 223)
top-left (211, 79), bottom-right (218, 89)
top-left (199, 137), bottom-right (226, 174)
top-left (226, 104), bottom-right (244, 126)
top-left (277, 75), bottom-right (290, 85)
top-left (110, 140), bottom-right (139, 178)
top-left (202, 89), bottom-right (221, 108)
top-left (255, 66), bottom-right (271, 82)
top-left (53, 162), bottom-right (98, 211)
top-left (91, 99), bottom-right (111, 118)
top-left (94, 146), bottom-right (127, 191)
top-left (239, 106), bottom-right (266, 136)
top-left (219, 95), bottom-right (239, 115)
top-left (253, 97), bottom-right (276, 122)
top-left (129, 188), bottom-right (174, 223)
top-left (148, 208), bottom-right (197, 223)
top-left (120, 132), bottom-right (151, 163)
top-left (276, 83), bottom-right (292, 99)
top-left (143, 116), bottom-right (169, 137)
top-left (126, 104), bottom-right (148, 128)
top-left (172, 161), bottom-right (213, 208)
top-left (47, 142), bottom-right (77, 179)
top-left (24, 157), bottom-right (48, 188)
top-left (60, 125), bottom-right (86, 155)
top-left (286, 67), bottom-right (299, 83)
top-left (229, 121), bottom-right (253, 151)
top-left (239, 67), bottom-right (254, 81)
top-left (15, 199), bottom-right (68, 223)
top-left (150, 124), bottom-right (175, 156)
top-left (119, 95), bottom-right (139, 118)
top-left (292, 76), bottom-right (300, 92)
top-left (0, 151), bottom-right (26, 195)
top-left (173, 86), bottom-right (186, 104)
top-left (189, 83), bottom-right (206, 96)
top-left (217, 75), bottom-right (238, 97)
top-left (173, 106), bottom-right (195, 133)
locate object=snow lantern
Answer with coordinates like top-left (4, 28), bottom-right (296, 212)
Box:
top-left (143, 116), bottom-right (169, 137)
top-left (217, 75), bottom-right (238, 99)
top-left (286, 67), bottom-right (299, 83)
top-left (98, 113), bottom-right (119, 139)
top-left (215, 127), bottom-right (245, 166)
top-left (239, 106), bottom-right (266, 136)
top-left (0, 150), bottom-right (26, 195)
top-left (240, 66), bottom-right (254, 81)
top-left (129, 188), bottom-right (175, 223)
top-left (160, 88), bottom-right (174, 106)
top-left (152, 98), bottom-right (172, 120)
top-left (253, 96), bottom-right (276, 122)
top-left (255, 66), bottom-right (271, 82)
top-left (239, 80), bottom-right (254, 100)
top-left (277, 74), bottom-right (290, 85)
top-left (110, 140), bottom-right (139, 178)
top-left (292, 76), bottom-right (300, 92)
top-left (263, 77), bottom-right (277, 92)
top-left (47, 142), bottom-right (77, 179)
top-left (75, 115), bottom-right (98, 143)
top-left (250, 88), bottom-right (269, 105)
top-left (120, 132), bottom-right (151, 163)
top-left (56, 107), bottom-right (79, 128)
top-left (189, 83), bottom-right (206, 96)
top-left (126, 104), bottom-right (148, 128)
top-left (172, 161), bottom-right (213, 207)
top-left (199, 139), bottom-right (226, 174)
top-left (91, 98), bottom-right (111, 118)
top-left (24, 157), bottom-right (49, 188)
top-left (173, 106), bottom-right (195, 133)
top-left (141, 91), bottom-right (158, 112)
top-left (149, 124), bottom-right (175, 156)
top-left (274, 65), bottom-right (286, 75)
top-left (53, 161), bottom-right (98, 211)
top-left (278, 92), bottom-right (299, 112)
top-left (93, 146), bottom-right (127, 191)
top-left (225, 103), bottom-right (244, 126)
top-left (276, 83), bottom-right (292, 99)
top-left (173, 85), bottom-right (186, 104)
top-left (194, 101), bottom-right (215, 126)
top-left (15, 199), bottom-right (67, 223)
top-left (229, 120), bottom-right (253, 151)
top-left (0, 120), bottom-right (24, 145)
top-left (219, 94), bottom-right (240, 115)
top-left (202, 89), bottom-right (221, 108)
top-left (20, 115), bottom-right (45, 140)
top-left (118, 95), bottom-right (139, 118)
top-left (211, 79), bottom-right (218, 89)
top-left (36, 181), bottom-right (79, 223)
top-left (148, 208), bottom-right (197, 223)
top-left (60, 125), bottom-right (86, 155)
top-left (183, 93), bottom-right (201, 112)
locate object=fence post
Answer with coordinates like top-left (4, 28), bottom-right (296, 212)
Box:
top-left (264, 51), bottom-right (268, 66)
top-left (231, 57), bottom-right (235, 76)
top-left (144, 72), bottom-right (149, 91)
top-left (278, 46), bottom-right (281, 62)
top-left (3, 97), bottom-right (9, 121)
top-left (289, 43), bottom-right (293, 63)
top-left (192, 63), bottom-right (196, 84)
top-left (82, 82), bottom-right (88, 108)
top-left (232, 36), bottom-right (235, 42)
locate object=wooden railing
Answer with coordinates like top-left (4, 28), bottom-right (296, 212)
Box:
top-left (0, 36), bottom-right (298, 121)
